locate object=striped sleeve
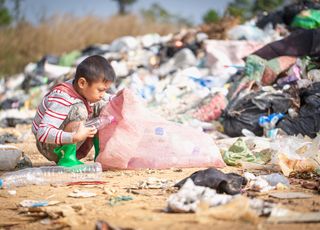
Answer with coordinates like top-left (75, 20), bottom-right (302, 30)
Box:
top-left (36, 97), bottom-right (73, 144)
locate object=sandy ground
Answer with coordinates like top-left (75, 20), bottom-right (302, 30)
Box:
top-left (0, 124), bottom-right (320, 230)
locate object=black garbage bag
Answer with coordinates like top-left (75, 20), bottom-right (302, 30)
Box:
top-left (174, 168), bottom-right (247, 195)
top-left (277, 82), bottom-right (320, 138)
top-left (222, 90), bottom-right (292, 137)
top-left (251, 28), bottom-right (320, 60)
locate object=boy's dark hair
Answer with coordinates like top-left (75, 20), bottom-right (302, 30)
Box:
top-left (74, 55), bottom-right (116, 84)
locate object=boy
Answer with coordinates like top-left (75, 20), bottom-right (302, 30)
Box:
top-left (32, 55), bottom-right (116, 166)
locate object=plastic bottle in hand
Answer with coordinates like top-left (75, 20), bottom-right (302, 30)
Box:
top-left (85, 115), bottom-right (115, 130)
top-left (0, 162), bottom-right (102, 189)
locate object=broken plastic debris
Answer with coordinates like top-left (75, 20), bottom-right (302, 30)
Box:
top-left (7, 190), bottom-right (16, 196)
top-left (68, 189), bottom-right (97, 198)
top-left (268, 207), bottom-right (320, 223)
top-left (108, 195), bottom-right (133, 206)
top-left (196, 196), bottom-right (259, 224)
top-left (167, 179), bottom-right (233, 213)
top-left (19, 199), bottom-right (60, 208)
top-left (269, 192), bottom-right (312, 199)
top-left (244, 172), bottom-right (289, 192)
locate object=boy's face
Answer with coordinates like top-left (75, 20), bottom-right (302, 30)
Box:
top-left (78, 78), bottom-right (112, 103)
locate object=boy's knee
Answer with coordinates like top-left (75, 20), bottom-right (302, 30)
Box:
top-left (36, 141), bottom-right (59, 163)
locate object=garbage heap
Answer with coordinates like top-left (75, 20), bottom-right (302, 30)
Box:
top-left (1, 1), bottom-right (320, 140)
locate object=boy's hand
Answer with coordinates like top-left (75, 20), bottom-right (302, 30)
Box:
top-left (72, 122), bottom-right (97, 143)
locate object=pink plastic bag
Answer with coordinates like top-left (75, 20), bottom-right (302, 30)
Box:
top-left (96, 89), bottom-right (226, 170)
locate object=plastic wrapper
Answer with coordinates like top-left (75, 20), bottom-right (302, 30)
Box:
top-left (271, 135), bottom-right (320, 176)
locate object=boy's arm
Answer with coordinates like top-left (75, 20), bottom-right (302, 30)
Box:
top-left (36, 99), bottom-right (73, 144)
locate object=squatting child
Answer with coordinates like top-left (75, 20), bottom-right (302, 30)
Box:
top-left (32, 55), bottom-right (116, 166)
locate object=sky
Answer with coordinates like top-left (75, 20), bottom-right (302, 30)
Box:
top-left (6, 0), bottom-right (234, 25)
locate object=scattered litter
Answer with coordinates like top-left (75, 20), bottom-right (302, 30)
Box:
top-left (138, 177), bottom-right (175, 189)
top-left (126, 189), bottom-right (152, 196)
top-left (103, 187), bottom-right (118, 196)
top-left (196, 196), bottom-right (259, 224)
top-left (167, 178), bottom-right (274, 222)
top-left (7, 190), bottom-right (16, 196)
top-left (271, 135), bottom-right (320, 176)
top-left (223, 138), bottom-right (272, 166)
top-left (19, 199), bottom-right (60, 208)
top-left (18, 204), bottom-right (85, 228)
top-left (108, 196), bottom-right (133, 206)
top-left (268, 207), bottom-right (320, 223)
top-left (269, 192), bottom-right (312, 199)
top-left (68, 189), bottom-right (97, 198)
top-left (40, 218), bottom-right (52, 225)
top-left (244, 172), bottom-right (289, 192)
top-left (167, 179), bottom-right (234, 213)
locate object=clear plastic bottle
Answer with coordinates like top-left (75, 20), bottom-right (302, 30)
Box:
top-left (0, 162), bottom-right (102, 189)
top-left (85, 115), bottom-right (115, 130)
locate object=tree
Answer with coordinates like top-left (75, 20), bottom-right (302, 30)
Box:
top-left (140, 3), bottom-right (170, 23)
top-left (225, 0), bottom-right (254, 20)
top-left (225, 0), bottom-right (285, 21)
top-left (203, 9), bottom-right (220, 23)
top-left (0, 0), bottom-right (12, 26)
top-left (112, 0), bottom-right (136, 15)
top-left (253, 0), bottom-right (284, 13)
top-left (140, 3), bottom-right (192, 26)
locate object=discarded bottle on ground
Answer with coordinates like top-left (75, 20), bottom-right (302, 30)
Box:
top-left (0, 162), bottom-right (102, 189)
top-left (85, 115), bottom-right (115, 130)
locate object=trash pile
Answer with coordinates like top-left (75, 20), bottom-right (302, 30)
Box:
top-left (0, 25), bottom-right (273, 130)
top-left (1, 1), bottom-right (320, 172)
top-left (1, 3), bottom-right (320, 140)
top-left (1, 2), bottom-right (320, 227)
top-left (0, 1), bottom-right (320, 229)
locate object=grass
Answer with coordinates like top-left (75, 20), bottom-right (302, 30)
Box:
top-left (0, 14), bottom-right (180, 77)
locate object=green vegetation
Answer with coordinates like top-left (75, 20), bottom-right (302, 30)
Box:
top-left (225, 0), bottom-right (285, 21)
top-left (141, 3), bottom-right (192, 26)
top-left (253, 0), bottom-right (284, 14)
top-left (203, 9), bottom-right (220, 23)
top-left (0, 0), bottom-right (11, 26)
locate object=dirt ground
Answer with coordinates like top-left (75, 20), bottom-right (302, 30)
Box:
top-left (0, 124), bottom-right (320, 230)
